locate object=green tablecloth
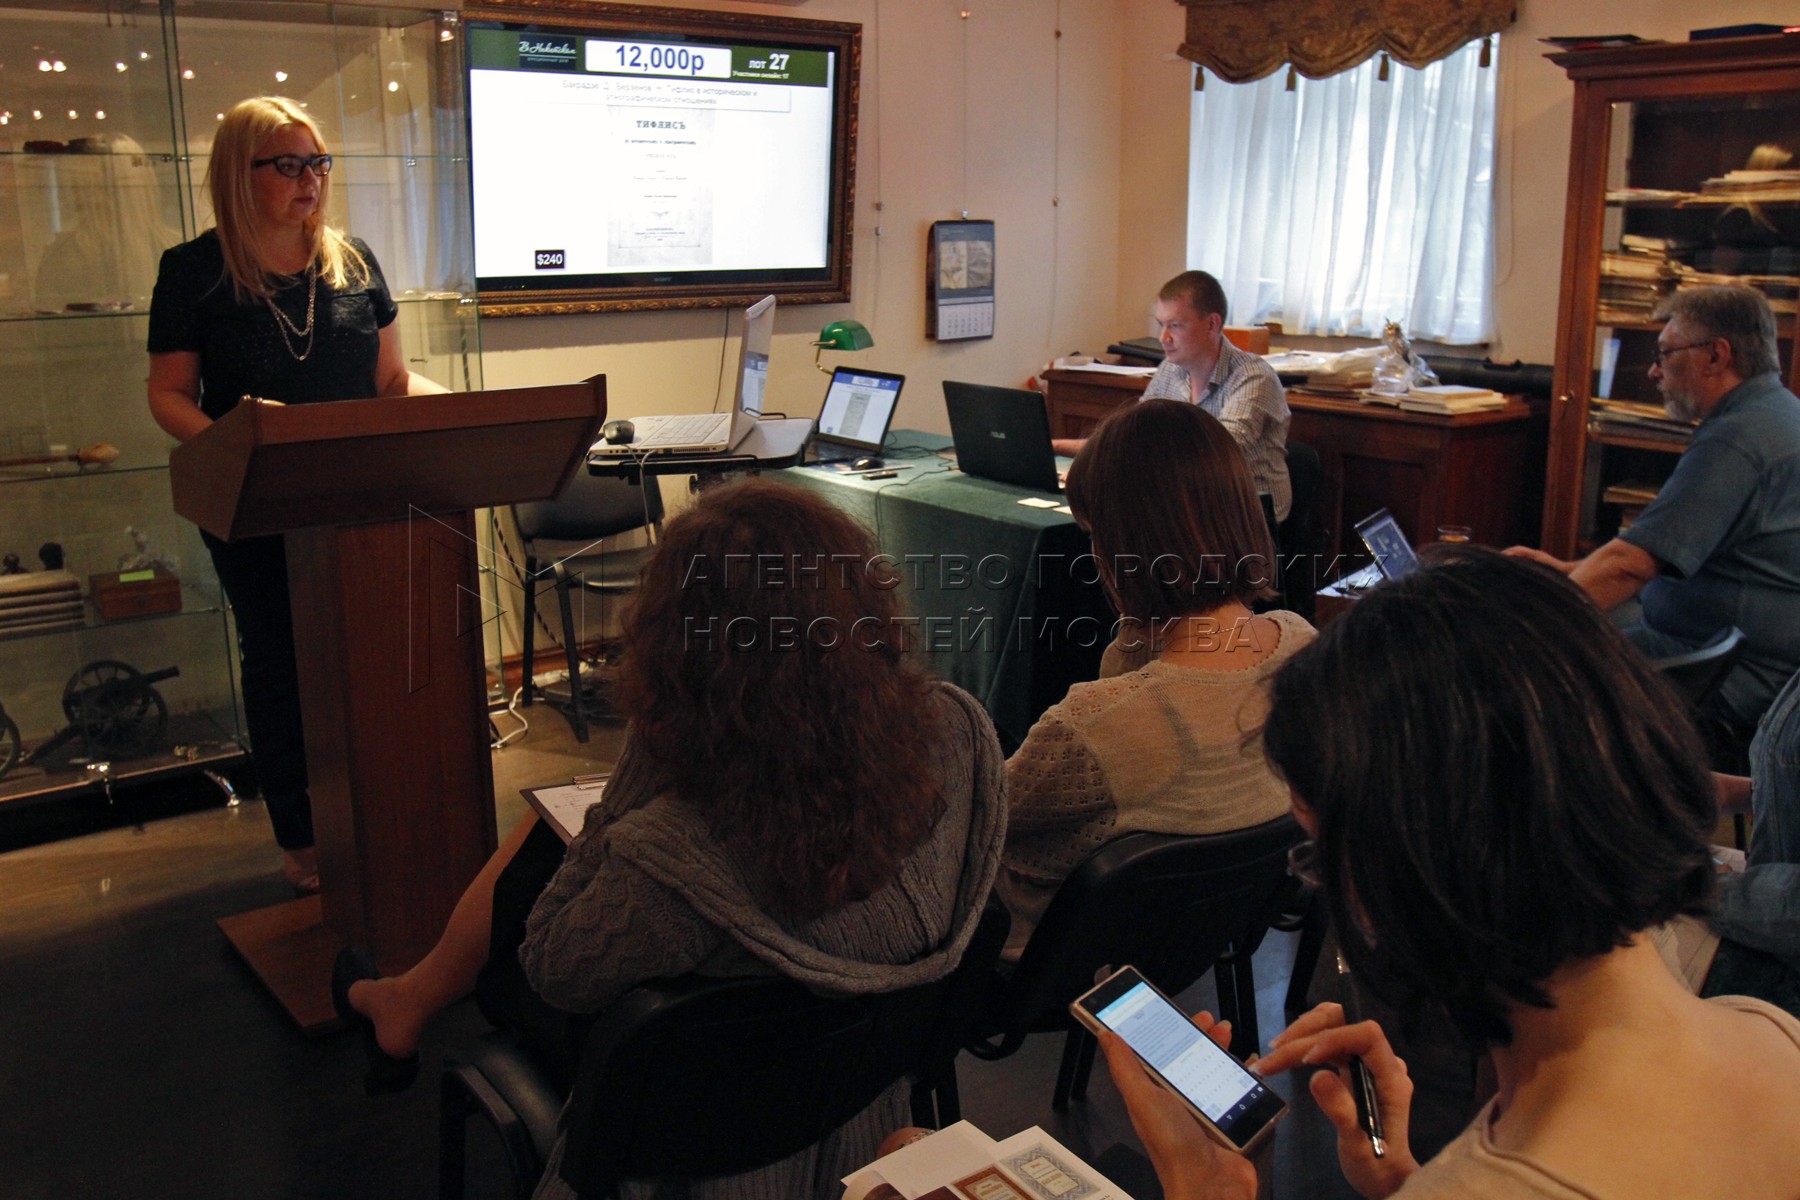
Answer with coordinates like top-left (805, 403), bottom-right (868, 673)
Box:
top-left (780, 432), bottom-right (1112, 750)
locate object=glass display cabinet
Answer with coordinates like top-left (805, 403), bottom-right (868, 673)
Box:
top-left (1542, 33), bottom-right (1800, 557)
top-left (0, 1), bottom-right (481, 807)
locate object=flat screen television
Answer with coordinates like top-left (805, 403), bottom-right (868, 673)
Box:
top-left (463, 3), bottom-right (860, 316)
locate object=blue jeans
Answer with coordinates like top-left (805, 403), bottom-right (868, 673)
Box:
top-left (1746, 668), bottom-right (1800, 868)
top-left (1710, 669), bottom-right (1800, 970)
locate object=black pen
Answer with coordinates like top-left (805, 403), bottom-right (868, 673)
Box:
top-left (1336, 951), bottom-right (1387, 1159)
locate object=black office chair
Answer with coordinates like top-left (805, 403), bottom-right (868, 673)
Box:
top-left (439, 899), bottom-right (1009, 1200)
top-left (1654, 625), bottom-right (1751, 826)
top-left (967, 815), bottom-right (1305, 1110)
top-left (1278, 441), bottom-right (1322, 620)
top-left (513, 471), bottom-right (664, 742)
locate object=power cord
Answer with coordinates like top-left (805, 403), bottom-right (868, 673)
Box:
top-left (490, 686), bottom-right (530, 749)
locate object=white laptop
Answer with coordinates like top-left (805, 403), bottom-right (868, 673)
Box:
top-left (592, 295), bottom-right (775, 456)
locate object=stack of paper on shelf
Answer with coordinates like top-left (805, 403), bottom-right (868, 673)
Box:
top-left (1399, 384), bottom-right (1507, 414)
top-left (1674, 263), bottom-right (1800, 315)
top-left (0, 569), bottom-right (84, 638)
top-left (1602, 480), bottom-right (1663, 530)
top-left (1590, 398), bottom-right (1697, 440)
top-left (843, 1121), bottom-right (1137, 1200)
top-left (1599, 250), bottom-right (1677, 324)
top-left (1621, 233), bottom-right (1699, 257)
top-left (1700, 169), bottom-right (1800, 203)
top-left (1604, 186), bottom-right (1694, 204)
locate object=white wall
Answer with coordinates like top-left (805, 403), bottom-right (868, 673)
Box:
top-left (1115, 0), bottom-right (1800, 364)
top-left (477, 0), bottom-right (1126, 438)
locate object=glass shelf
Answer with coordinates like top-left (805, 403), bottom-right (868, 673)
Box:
top-left (0, 707), bottom-right (247, 808)
top-left (0, 306), bottom-right (149, 323)
top-left (0, 600), bottom-right (224, 647)
top-left (0, 0), bottom-right (482, 817)
top-left (0, 465), bottom-right (169, 486)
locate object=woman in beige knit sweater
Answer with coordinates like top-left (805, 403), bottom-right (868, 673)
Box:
top-left (996, 399), bottom-right (1314, 956)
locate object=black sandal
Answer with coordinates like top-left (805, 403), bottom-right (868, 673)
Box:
top-left (330, 946), bottom-right (420, 1095)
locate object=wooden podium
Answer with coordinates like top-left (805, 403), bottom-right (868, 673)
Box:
top-left (170, 380), bottom-right (605, 1031)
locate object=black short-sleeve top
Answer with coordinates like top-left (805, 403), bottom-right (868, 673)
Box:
top-left (147, 230), bottom-right (399, 420)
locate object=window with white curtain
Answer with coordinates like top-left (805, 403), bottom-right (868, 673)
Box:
top-left (1188, 38), bottom-right (1498, 344)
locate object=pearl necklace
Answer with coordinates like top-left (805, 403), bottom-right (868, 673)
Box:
top-left (265, 267), bottom-right (318, 362)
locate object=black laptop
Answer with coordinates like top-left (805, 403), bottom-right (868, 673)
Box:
top-left (810, 366), bottom-right (906, 463)
top-left (943, 380), bottom-right (1062, 493)
top-left (1354, 508), bottom-right (1421, 579)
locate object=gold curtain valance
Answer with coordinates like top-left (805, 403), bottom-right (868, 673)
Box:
top-left (1177, 0), bottom-right (1515, 84)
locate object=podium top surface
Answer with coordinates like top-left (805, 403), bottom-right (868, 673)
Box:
top-left (171, 379), bottom-right (606, 540)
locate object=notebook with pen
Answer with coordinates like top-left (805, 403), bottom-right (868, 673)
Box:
top-left (522, 775), bottom-right (608, 843)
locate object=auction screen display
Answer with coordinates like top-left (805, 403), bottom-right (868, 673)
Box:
top-left (466, 20), bottom-right (844, 303)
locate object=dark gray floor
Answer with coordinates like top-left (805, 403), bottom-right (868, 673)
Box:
top-left (0, 696), bottom-right (1477, 1199)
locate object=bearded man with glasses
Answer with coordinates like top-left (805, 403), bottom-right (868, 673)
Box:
top-left (1508, 285), bottom-right (1800, 767)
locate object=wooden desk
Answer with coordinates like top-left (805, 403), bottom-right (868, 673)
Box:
top-left (1042, 370), bottom-right (1548, 567)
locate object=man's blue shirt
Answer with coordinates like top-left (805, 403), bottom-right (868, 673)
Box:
top-left (1622, 372), bottom-right (1800, 726)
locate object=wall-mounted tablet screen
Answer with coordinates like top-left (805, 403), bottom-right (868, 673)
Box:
top-left (464, 3), bottom-right (859, 315)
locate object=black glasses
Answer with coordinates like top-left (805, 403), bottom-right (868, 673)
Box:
top-left (1652, 340), bottom-right (1714, 366)
top-left (252, 153), bottom-right (333, 179)
top-left (1287, 839), bottom-right (1322, 889)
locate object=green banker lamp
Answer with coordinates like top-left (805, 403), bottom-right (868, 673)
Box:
top-left (813, 318), bottom-right (874, 373)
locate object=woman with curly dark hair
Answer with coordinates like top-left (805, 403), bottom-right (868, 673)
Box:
top-left (334, 479), bottom-right (1005, 1198)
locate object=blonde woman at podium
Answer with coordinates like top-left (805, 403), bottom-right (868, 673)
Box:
top-left (146, 96), bottom-right (444, 895)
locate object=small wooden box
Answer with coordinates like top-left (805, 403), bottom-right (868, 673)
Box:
top-left (89, 568), bottom-right (182, 620)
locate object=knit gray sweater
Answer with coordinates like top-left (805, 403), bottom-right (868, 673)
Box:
top-left (520, 681), bottom-right (1007, 1200)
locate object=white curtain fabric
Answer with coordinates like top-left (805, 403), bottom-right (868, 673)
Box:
top-left (1187, 38), bottom-right (1498, 344)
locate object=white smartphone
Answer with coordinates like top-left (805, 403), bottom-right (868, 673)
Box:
top-left (1071, 965), bottom-right (1287, 1154)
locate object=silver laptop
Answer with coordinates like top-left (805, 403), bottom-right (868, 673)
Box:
top-left (592, 295), bottom-right (774, 456)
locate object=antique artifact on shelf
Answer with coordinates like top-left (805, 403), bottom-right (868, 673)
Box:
top-left (21, 661), bottom-right (179, 768)
top-left (89, 567), bottom-right (182, 621)
top-left (0, 442), bottom-right (121, 471)
top-left (0, 563), bottom-right (85, 638)
top-left (0, 699), bottom-right (20, 780)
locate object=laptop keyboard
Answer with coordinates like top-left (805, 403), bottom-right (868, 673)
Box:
top-left (645, 413), bottom-right (727, 445)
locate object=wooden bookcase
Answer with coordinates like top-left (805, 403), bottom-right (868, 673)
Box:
top-left (1541, 33), bottom-right (1800, 557)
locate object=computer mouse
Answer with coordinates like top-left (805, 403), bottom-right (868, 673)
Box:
top-left (851, 455), bottom-right (883, 471)
top-left (602, 419), bottom-right (635, 445)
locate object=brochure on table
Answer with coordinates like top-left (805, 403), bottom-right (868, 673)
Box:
top-left (843, 1121), bottom-right (1137, 1200)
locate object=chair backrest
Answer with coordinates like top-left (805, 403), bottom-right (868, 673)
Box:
top-left (1281, 440), bottom-right (1321, 544)
top-left (513, 469), bottom-right (663, 547)
top-left (1654, 625), bottom-right (1747, 709)
top-left (1000, 815), bottom-right (1304, 1035)
top-left (556, 899), bottom-right (1010, 1196)
top-left (1276, 441), bottom-right (1321, 619)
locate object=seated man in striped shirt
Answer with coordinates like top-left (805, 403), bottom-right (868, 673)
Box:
top-left (1053, 270), bottom-right (1291, 521)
